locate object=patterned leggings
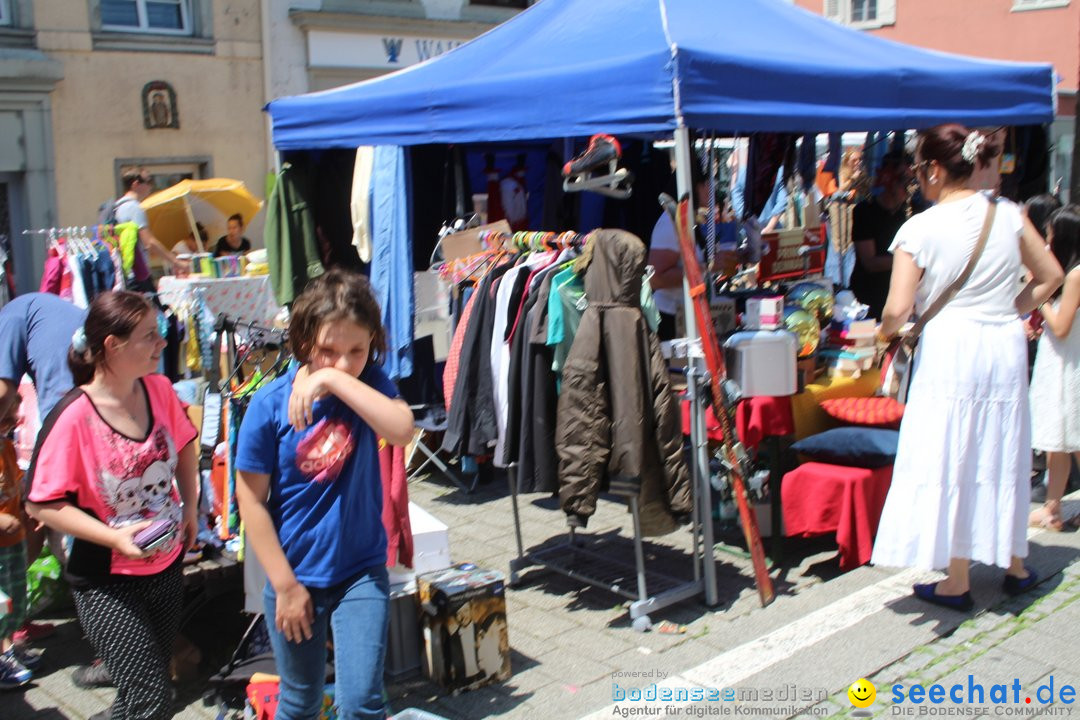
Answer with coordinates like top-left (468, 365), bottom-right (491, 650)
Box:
top-left (0, 541), bottom-right (27, 639)
top-left (72, 564), bottom-right (182, 720)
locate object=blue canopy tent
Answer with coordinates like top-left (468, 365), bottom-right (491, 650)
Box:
top-left (267, 0), bottom-right (1055, 150)
top-left (265, 0), bottom-right (1057, 609)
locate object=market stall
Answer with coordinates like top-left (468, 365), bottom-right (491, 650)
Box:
top-left (265, 0), bottom-right (1055, 616)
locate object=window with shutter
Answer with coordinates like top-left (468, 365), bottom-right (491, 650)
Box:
top-left (824, 0), bottom-right (843, 20)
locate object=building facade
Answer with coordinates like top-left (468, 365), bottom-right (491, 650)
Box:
top-left (264, 0), bottom-right (528, 101)
top-left (1, 0), bottom-right (267, 293)
top-left (794, 0), bottom-right (1076, 199)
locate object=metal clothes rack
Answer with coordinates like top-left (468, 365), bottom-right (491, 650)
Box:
top-left (499, 229), bottom-right (719, 632)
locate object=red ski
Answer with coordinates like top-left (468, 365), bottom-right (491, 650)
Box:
top-left (663, 194), bottom-right (775, 607)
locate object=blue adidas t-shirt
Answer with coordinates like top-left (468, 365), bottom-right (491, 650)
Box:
top-left (235, 362), bottom-right (399, 588)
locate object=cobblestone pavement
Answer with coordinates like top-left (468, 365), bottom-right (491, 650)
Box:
top-left (5, 475), bottom-right (1079, 720)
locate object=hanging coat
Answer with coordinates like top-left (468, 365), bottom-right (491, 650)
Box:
top-left (555, 229), bottom-right (692, 535)
top-left (264, 162), bottom-right (324, 306)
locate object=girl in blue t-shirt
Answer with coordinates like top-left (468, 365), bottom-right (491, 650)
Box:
top-left (235, 270), bottom-right (414, 720)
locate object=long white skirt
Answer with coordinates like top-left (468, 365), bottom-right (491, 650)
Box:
top-left (871, 315), bottom-right (1031, 571)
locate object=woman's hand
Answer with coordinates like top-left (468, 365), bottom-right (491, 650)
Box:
top-left (288, 366), bottom-right (330, 432)
top-left (111, 520), bottom-right (152, 560)
top-left (275, 581), bottom-right (315, 644)
top-left (181, 504), bottom-right (199, 553)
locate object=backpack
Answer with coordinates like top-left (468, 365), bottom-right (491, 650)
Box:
top-left (98, 196), bottom-right (136, 226)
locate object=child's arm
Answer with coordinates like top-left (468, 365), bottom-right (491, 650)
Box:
top-left (235, 469), bottom-right (314, 643)
top-left (288, 366), bottom-right (414, 445)
top-left (1038, 268), bottom-right (1080, 340)
top-left (26, 501), bottom-right (150, 559)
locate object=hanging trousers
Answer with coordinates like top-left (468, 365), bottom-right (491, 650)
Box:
top-left (72, 563), bottom-right (182, 720)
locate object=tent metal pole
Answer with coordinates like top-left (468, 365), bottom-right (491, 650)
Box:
top-left (674, 127), bottom-right (718, 607)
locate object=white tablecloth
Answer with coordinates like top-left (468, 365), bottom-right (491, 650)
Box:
top-left (157, 275), bottom-right (279, 324)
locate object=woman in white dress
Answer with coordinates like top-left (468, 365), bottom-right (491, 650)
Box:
top-left (1029, 205), bottom-right (1080, 530)
top-left (871, 124), bottom-right (1063, 612)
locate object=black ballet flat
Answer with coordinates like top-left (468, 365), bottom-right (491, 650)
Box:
top-left (1003, 567), bottom-right (1039, 596)
top-left (913, 582), bottom-right (974, 612)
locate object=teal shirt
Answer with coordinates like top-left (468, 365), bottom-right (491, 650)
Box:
top-left (546, 266), bottom-right (661, 386)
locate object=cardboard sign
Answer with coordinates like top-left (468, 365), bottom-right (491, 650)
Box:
top-left (757, 226), bottom-right (826, 283)
top-left (440, 219), bottom-right (511, 261)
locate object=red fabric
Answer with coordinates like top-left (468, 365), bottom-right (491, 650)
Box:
top-left (819, 397), bottom-right (904, 428)
top-left (379, 441), bottom-right (413, 568)
top-left (443, 291), bottom-right (477, 413)
top-left (680, 396), bottom-right (795, 451)
top-left (782, 462), bottom-right (893, 571)
top-left (39, 248), bottom-right (64, 294)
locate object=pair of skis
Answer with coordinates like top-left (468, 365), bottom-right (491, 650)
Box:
top-left (661, 193), bottom-right (775, 607)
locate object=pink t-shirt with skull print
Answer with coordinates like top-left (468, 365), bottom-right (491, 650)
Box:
top-left (28, 374), bottom-right (198, 579)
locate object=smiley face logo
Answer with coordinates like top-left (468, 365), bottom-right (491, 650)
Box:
top-left (848, 678), bottom-right (876, 709)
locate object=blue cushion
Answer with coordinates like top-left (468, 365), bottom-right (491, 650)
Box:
top-left (790, 427), bottom-right (899, 469)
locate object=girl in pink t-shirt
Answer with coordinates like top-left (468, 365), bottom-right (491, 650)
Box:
top-left (27, 291), bottom-right (198, 720)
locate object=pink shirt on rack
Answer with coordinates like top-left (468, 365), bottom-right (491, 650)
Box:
top-left (28, 374), bottom-right (197, 578)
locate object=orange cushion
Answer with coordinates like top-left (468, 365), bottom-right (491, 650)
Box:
top-left (819, 396), bottom-right (904, 429)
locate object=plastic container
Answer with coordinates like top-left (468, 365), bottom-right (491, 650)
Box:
top-left (724, 329), bottom-right (798, 397)
top-left (391, 710), bottom-right (449, 720)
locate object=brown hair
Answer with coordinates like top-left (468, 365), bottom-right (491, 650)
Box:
top-left (917, 124), bottom-right (1001, 183)
top-left (121, 168), bottom-right (149, 191)
top-left (69, 291), bottom-right (154, 386)
top-left (288, 269), bottom-right (386, 365)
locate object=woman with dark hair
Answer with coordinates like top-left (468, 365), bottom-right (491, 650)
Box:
top-left (1028, 205), bottom-right (1080, 530)
top-left (25, 291), bottom-right (198, 720)
top-left (871, 124), bottom-right (1064, 611)
top-left (235, 269), bottom-right (414, 719)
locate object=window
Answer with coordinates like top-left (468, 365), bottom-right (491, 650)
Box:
top-left (851, 0), bottom-right (876, 22)
top-left (101, 0), bottom-right (190, 34)
top-left (1012, 0), bottom-right (1069, 10)
top-left (0, 0), bottom-right (10, 26)
top-left (824, 0), bottom-right (895, 28)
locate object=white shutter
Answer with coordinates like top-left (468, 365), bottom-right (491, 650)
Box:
top-left (824, 0), bottom-right (844, 21)
top-left (877, 0), bottom-right (897, 25)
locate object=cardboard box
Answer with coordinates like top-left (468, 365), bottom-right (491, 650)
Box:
top-left (418, 564), bottom-right (511, 691)
top-left (389, 503), bottom-right (453, 586)
top-left (744, 296), bottom-right (784, 331)
top-left (386, 583), bottom-right (423, 681)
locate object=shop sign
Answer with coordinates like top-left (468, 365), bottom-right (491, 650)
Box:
top-left (758, 226), bottom-right (826, 283)
top-left (308, 30), bottom-right (466, 70)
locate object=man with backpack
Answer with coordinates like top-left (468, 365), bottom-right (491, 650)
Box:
top-left (109, 169), bottom-right (190, 289)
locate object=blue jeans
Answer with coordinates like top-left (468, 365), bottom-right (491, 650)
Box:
top-left (263, 564), bottom-right (390, 720)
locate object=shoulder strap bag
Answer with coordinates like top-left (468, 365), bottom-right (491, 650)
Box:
top-left (881, 198), bottom-right (997, 404)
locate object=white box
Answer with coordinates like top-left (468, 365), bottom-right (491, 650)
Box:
top-left (724, 330), bottom-right (798, 397)
top-left (389, 502), bottom-right (453, 585)
top-left (744, 297), bottom-right (784, 331)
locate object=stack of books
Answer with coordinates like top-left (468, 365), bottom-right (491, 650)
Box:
top-left (820, 319), bottom-right (876, 379)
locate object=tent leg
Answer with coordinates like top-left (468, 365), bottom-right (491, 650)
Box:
top-left (673, 127), bottom-right (718, 606)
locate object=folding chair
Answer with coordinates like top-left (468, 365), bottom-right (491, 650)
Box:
top-left (398, 335), bottom-right (476, 493)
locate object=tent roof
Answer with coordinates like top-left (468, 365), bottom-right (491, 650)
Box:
top-left (267, 0), bottom-right (1055, 150)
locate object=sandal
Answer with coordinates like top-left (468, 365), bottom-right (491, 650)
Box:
top-left (1029, 504), bottom-right (1064, 532)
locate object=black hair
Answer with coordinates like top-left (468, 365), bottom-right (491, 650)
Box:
top-left (1048, 204), bottom-right (1080, 297)
top-left (228, 213), bottom-right (244, 226)
top-left (1025, 193), bottom-right (1062, 240)
top-left (289, 269), bottom-right (386, 365)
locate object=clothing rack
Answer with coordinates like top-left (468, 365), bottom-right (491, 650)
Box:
top-left (475, 228), bottom-right (717, 632)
